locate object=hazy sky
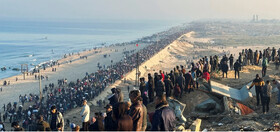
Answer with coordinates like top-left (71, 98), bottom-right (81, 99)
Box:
top-left (1, 0), bottom-right (280, 22)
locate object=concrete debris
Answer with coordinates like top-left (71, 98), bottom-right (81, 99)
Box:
top-left (224, 97), bottom-right (254, 115)
top-left (168, 98), bottom-right (187, 123)
top-left (195, 98), bottom-right (221, 114)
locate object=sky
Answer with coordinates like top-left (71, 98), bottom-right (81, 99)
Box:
top-left (1, 0), bottom-right (280, 22)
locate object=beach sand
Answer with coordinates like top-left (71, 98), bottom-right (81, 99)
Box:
top-left (0, 43), bottom-right (149, 109)
top-left (62, 32), bottom-right (280, 131)
top-left (3, 30), bottom-right (280, 130)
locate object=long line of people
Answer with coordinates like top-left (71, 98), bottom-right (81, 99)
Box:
top-left (0, 31), bottom-right (188, 131)
top-left (2, 37), bottom-right (279, 131)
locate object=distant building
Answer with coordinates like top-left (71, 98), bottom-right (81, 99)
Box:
top-left (252, 14), bottom-right (258, 22)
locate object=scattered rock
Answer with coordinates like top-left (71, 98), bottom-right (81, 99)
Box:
top-left (195, 99), bottom-right (220, 112)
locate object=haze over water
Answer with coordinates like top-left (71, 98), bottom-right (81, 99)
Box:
top-left (0, 20), bottom-right (184, 79)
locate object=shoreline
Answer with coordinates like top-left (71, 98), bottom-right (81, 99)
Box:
top-left (0, 42), bottom-right (149, 108)
top-left (2, 29), bottom-right (280, 130)
top-left (0, 23), bottom-right (186, 113)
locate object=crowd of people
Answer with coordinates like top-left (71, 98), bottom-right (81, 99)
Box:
top-left (0, 31), bottom-right (188, 131)
top-left (1, 27), bottom-right (280, 131)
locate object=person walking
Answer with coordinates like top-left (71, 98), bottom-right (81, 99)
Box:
top-left (80, 100), bottom-right (90, 131)
top-left (249, 74), bottom-right (265, 106)
top-left (234, 60), bottom-right (241, 79)
top-left (262, 57), bottom-right (268, 77)
top-left (262, 80), bottom-right (272, 114)
top-left (48, 105), bottom-right (64, 131)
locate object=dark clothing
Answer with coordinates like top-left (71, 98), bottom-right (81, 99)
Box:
top-left (154, 75), bottom-right (160, 90)
top-left (234, 61), bottom-right (241, 79)
top-left (82, 121), bottom-right (90, 131)
top-left (250, 78), bottom-right (265, 106)
top-left (129, 101), bottom-right (144, 131)
top-left (262, 97), bottom-right (270, 113)
top-left (173, 85), bottom-right (181, 99)
top-left (256, 87), bottom-right (263, 106)
top-left (262, 66), bottom-right (267, 77)
top-left (14, 127), bottom-right (24, 131)
top-left (104, 111), bottom-right (115, 131)
top-left (142, 95), bottom-right (149, 107)
top-left (155, 80), bottom-right (165, 97)
top-left (48, 111), bottom-right (64, 131)
top-left (169, 73), bottom-right (175, 86)
top-left (234, 61), bottom-right (241, 71)
top-left (184, 73), bottom-right (194, 93)
top-left (235, 70), bottom-right (240, 79)
top-left (221, 63), bottom-right (229, 78)
top-left (139, 82), bottom-right (146, 96)
top-left (89, 118), bottom-right (104, 131)
top-left (196, 69), bottom-right (202, 88)
top-left (164, 79), bottom-right (173, 98)
top-left (151, 103), bottom-right (176, 131)
top-left (108, 94), bottom-right (119, 106)
top-left (176, 76), bottom-right (185, 97)
top-left (37, 121), bottom-right (51, 131)
top-left (50, 113), bottom-right (57, 130)
top-left (117, 115), bottom-right (133, 131)
top-left (229, 56), bottom-right (234, 69)
top-left (148, 76), bottom-right (155, 102)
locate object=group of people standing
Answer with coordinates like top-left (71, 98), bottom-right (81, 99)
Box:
top-left (0, 30), bottom-right (188, 131)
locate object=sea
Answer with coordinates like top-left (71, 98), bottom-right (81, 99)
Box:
top-left (0, 19), bottom-right (185, 79)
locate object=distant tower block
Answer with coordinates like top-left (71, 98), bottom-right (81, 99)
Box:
top-left (256, 15), bottom-right (258, 21)
top-left (253, 15), bottom-right (256, 22)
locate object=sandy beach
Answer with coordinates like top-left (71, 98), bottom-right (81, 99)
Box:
top-left (0, 43), bottom-right (149, 109)
top-left (2, 29), bottom-right (280, 131)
